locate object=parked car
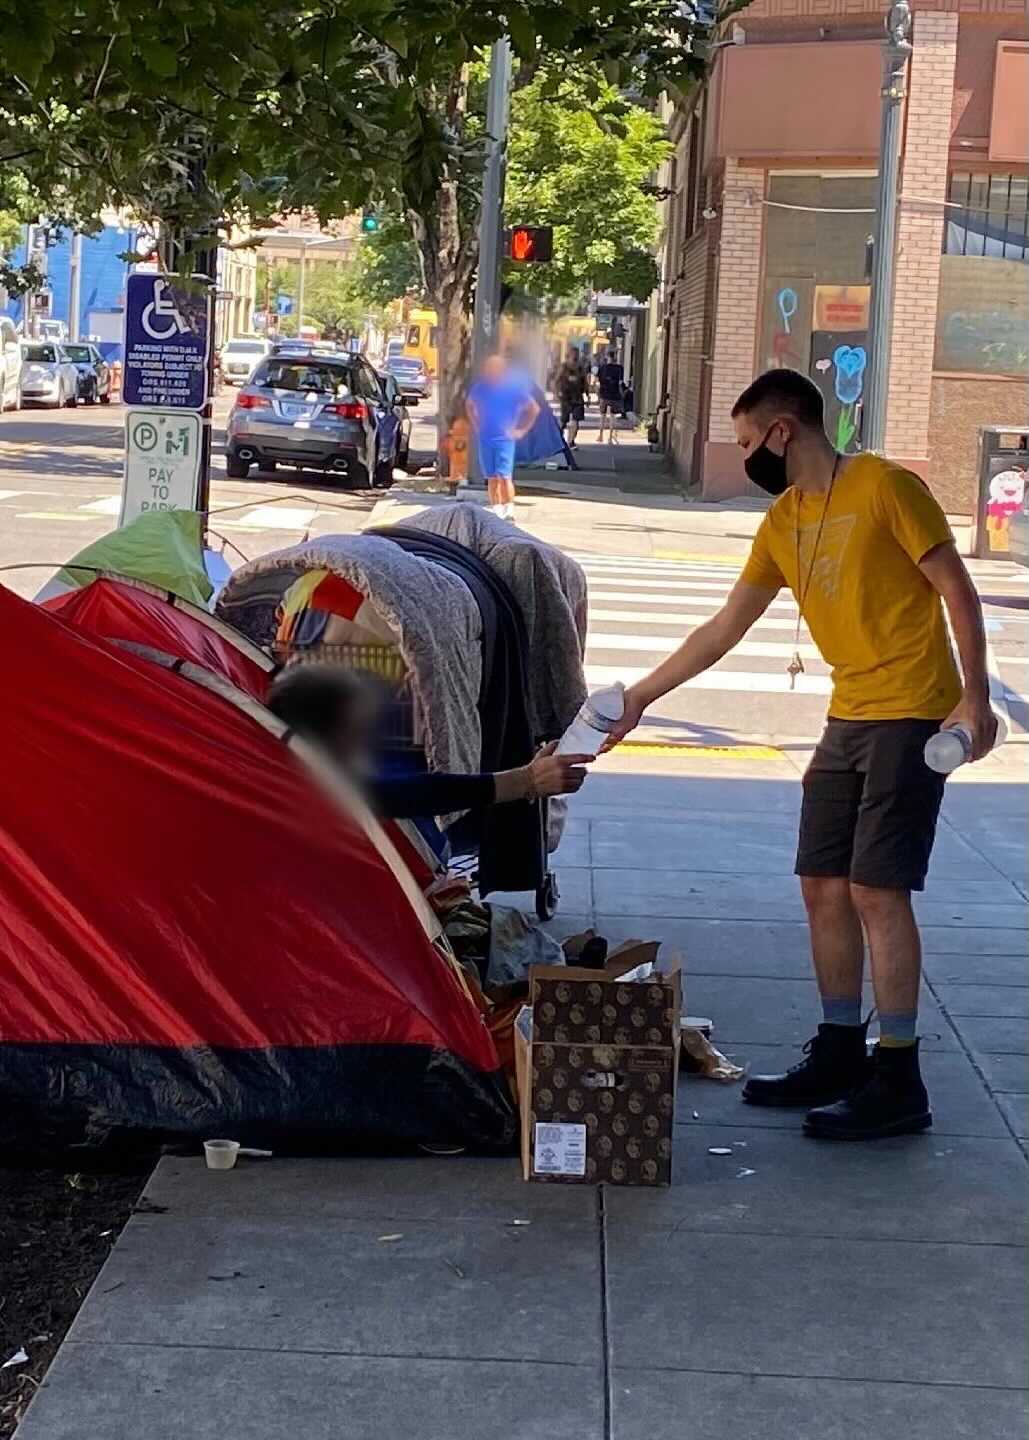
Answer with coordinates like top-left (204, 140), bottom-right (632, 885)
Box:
top-left (220, 336), bottom-right (272, 385)
top-left (385, 354), bottom-right (431, 402)
top-left (62, 343), bottom-right (112, 404)
top-left (225, 350), bottom-right (411, 488)
top-left (19, 342), bottom-right (80, 408)
top-left (0, 317), bottom-right (21, 411)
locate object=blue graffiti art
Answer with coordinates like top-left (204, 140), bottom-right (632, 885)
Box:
top-left (832, 344), bottom-right (867, 405)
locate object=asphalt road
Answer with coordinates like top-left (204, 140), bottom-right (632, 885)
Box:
top-left (0, 393), bottom-right (440, 597)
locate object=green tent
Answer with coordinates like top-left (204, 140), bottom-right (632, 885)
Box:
top-left (35, 510), bottom-right (213, 607)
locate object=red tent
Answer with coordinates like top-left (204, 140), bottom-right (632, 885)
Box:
top-left (0, 583), bottom-right (511, 1147)
top-left (43, 575), bottom-right (274, 701)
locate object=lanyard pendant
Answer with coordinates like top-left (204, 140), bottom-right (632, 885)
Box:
top-left (787, 652), bottom-right (805, 690)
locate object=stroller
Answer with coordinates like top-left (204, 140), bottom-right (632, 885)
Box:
top-left (215, 507), bottom-right (588, 919)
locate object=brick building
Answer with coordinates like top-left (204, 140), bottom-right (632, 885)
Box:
top-left (656, 0), bottom-right (1028, 509)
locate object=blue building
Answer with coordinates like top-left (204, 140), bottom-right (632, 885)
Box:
top-left (2, 222), bottom-right (137, 340)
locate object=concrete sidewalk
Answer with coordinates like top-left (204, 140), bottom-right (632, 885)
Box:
top-left (18, 748), bottom-right (1027, 1440)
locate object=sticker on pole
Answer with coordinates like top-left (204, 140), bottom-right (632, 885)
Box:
top-left (123, 274), bottom-right (211, 409)
top-left (121, 409), bottom-right (203, 525)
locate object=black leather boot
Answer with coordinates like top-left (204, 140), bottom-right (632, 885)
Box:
top-left (742, 1019), bottom-right (871, 1108)
top-left (803, 1040), bottom-right (932, 1140)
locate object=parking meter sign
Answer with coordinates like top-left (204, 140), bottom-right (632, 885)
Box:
top-left (121, 408), bottom-right (203, 525)
top-left (123, 273), bottom-right (211, 409)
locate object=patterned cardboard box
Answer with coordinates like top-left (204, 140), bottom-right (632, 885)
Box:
top-left (517, 956), bottom-right (681, 1187)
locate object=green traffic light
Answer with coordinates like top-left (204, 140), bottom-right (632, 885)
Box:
top-left (361, 213), bottom-right (379, 233)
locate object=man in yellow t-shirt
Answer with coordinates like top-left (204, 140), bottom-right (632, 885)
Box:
top-left (609, 369), bottom-right (997, 1143)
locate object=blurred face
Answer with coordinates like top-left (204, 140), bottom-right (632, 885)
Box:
top-left (482, 354), bottom-right (505, 382)
top-left (567, 347), bottom-right (578, 364)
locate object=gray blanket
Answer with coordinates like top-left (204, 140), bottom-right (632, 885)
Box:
top-left (398, 503), bottom-right (587, 739)
top-left (215, 533), bottom-right (483, 776)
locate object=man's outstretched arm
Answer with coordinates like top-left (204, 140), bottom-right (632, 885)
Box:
top-left (607, 578), bottom-right (780, 744)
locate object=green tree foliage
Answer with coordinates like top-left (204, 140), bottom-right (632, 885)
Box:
top-left (0, 0), bottom-right (715, 412)
top-left (257, 257), bottom-right (383, 337)
top-left (352, 217), bottom-right (422, 309)
top-left (505, 72), bottom-right (669, 303)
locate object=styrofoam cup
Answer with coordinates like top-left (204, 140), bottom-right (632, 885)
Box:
top-left (204, 1139), bottom-right (240, 1171)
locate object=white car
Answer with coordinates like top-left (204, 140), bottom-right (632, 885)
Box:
top-left (19, 341), bottom-right (80, 408)
top-left (0, 316), bottom-right (21, 411)
top-left (220, 336), bottom-right (271, 385)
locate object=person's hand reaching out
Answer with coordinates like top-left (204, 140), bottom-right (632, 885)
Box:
top-left (600, 684), bottom-right (647, 752)
top-left (528, 740), bottom-right (591, 796)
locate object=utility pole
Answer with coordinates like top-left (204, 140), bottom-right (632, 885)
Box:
top-left (471, 37), bottom-right (512, 373)
top-left (297, 242), bottom-right (307, 338)
top-left (862, 0), bottom-right (912, 454)
top-left (68, 232), bottom-right (83, 342)
top-left (467, 35), bottom-right (513, 488)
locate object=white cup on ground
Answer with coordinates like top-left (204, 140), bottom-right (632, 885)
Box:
top-left (204, 1139), bottom-right (240, 1171)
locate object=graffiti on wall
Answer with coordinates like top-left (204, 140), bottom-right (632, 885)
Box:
top-left (810, 336), bottom-right (867, 453)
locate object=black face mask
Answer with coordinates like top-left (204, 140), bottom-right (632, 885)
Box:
top-left (744, 425), bottom-right (790, 496)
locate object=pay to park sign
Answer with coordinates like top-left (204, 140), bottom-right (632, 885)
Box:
top-left (120, 410), bottom-right (203, 525)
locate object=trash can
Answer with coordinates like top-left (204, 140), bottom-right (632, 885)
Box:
top-left (972, 425), bottom-right (1029, 560)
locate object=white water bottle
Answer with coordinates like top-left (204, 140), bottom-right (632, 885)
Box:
top-left (557, 683), bottom-right (626, 757)
top-left (924, 726), bottom-right (972, 774)
top-left (924, 712), bottom-right (1008, 775)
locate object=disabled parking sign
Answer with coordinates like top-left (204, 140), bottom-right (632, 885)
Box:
top-left (123, 273), bottom-right (211, 409)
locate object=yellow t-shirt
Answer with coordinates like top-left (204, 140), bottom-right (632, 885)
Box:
top-left (741, 454), bottom-right (962, 721)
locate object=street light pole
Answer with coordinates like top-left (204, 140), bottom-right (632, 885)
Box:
top-left (862, 0), bottom-right (912, 454)
top-left (297, 241), bottom-right (308, 338)
top-left (467, 35), bottom-right (513, 488)
top-left (68, 232), bottom-right (83, 342)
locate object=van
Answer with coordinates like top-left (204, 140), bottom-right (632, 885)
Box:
top-left (0, 317), bottom-right (21, 411)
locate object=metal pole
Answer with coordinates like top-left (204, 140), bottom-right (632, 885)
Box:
top-left (466, 36), bottom-right (513, 489)
top-left (297, 242), bottom-right (307, 338)
top-left (862, 0), bottom-right (912, 454)
top-left (471, 37), bottom-right (512, 371)
top-left (68, 232), bottom-right (83, 341)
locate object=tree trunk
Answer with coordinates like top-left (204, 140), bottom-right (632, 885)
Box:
top-left (404, 68), bottom-right (478, 475)
top-left (431, 287), bottom-right (471, 464)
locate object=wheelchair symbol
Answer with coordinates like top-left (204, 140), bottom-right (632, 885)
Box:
top-left (141, 279), bottom-right (190, 341)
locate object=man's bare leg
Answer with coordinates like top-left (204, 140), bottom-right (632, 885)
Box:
top-left (801, 876), bottom-right (865, 1020)
top-left (850, 884), bottom-right (920, 1044)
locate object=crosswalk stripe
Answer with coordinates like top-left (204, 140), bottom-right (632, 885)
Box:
top-left (585, 663), bottom-right (832, 695)
top-left (576, 557), bottom-right (744, 578)
top-left (588, 632), bottom-right (823, 662)
top-left (590, 587), bottom-right (798, 613)
top-left (79, 496), bottom-right (121, 514)
top-left (234, 505), bottom-right (317, 530)
top-left (587, 575), bottom-right (749, 595)
top-left (589, 607), bottom-right (807, 633)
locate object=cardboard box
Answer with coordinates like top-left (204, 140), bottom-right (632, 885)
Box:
top-left (516, 945), bottom-right (681, 1186)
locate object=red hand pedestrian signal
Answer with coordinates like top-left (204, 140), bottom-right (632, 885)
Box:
top-left (511, 228), bottom-right (534, 261)
top-left (504, 226), bottom-right (553, 264)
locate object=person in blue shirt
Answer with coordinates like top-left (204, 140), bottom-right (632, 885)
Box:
top-left (466, 353), bottom-right (540, 518)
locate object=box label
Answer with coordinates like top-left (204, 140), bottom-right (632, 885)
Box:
top-left (533, 1122), bottom-right (587, 1177)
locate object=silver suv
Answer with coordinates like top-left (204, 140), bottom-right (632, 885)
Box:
top-left (224, 350), bottom-right (411, 488)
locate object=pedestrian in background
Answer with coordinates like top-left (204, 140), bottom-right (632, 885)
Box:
top-left (556, 345), bottom-right (589, 448)
top-left (466, 352), bottom-right (539, 519)
top-left (607, 368), bottom-right (996, 1143)
top-left (596, 349), bottom-right (624, 444)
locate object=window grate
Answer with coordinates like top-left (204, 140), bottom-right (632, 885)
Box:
top-left (945, 173), bottom-right (1029, 262)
